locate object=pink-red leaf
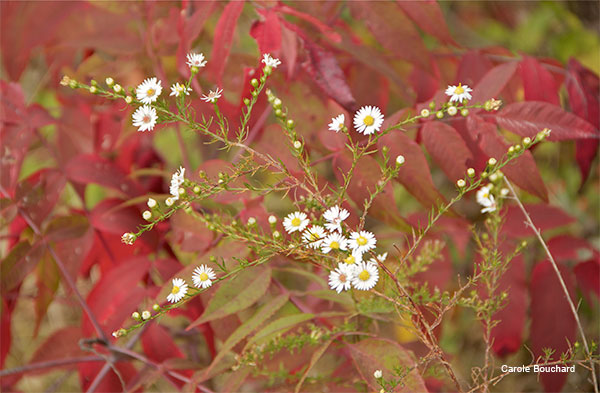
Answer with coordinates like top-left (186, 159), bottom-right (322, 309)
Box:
top-left (573, 259), bottom-right (599, 304)
top-left (421, 121), bottom-right (473, 182)
top-left (209, 1), bottom-right (245, 85)
top-left (396, 0), bottom-right (457, 46)
top-left (65, 154), bottom-right (140, 197)
top-left (493, 101), bottom-right (599, 141)
top-left (520, 56), bottom-right (559, 105)
top-left (468, 116), bottom-right (547, 201)
top-left (250, 9), bottom-right (281, 54)
top-left (470, 61), bottom-right (518, 104)
top-left (530, 261), bottom-right (577, 392)
top-left (502, 204), bottom-right (574, 238)
top-left (302, 40), bottom-right (357, 113)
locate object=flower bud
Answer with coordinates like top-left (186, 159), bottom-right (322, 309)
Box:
top-left (374, 370), bottom-right (383, 379)
top-left (141, 310), bottom-right (151, 320)
top-left (250, 78), bottom-right (259, 88)
top-left (522, 137), bottom-right (531, 147)
top-left (147, 198), bottom-right (157, 208)
top-left (273, 230), bottom-right (281, 239)
top-left (247, 217), bottom-right (256, 226)
top-left (132, 311), bottom-right (141, 320)
top-left (293, 140), bottom-right (302, 150)
top-left (60, 76), bottom-right (71, 86)
top-left (125, 96), bottom-right (133, 104)
top-left (165, 197), bottom-right (174, 207)
top-left (467, 168), bottom-right (475, 177)
top-left (461, 108), bottom-right (469, 117)
top-left (268, 215), bottom-right (277, 225)
top-left (488, 158), bottom-right (497, 166)
top-left (113, 84), bottom-right (122, 93)
top-left (420, 108), bottom-right (430, 117)
top-left (273, 98), bottom-right (282, 109)
top-left (152, 304), bottom-right (160, 311)
top-left (105, 77), bottom-right (114, 86)
top-left (193, 186), bottom-right (201, 194)
top-left (435, 111), bottom-right (444, 119)
top-left (447, 106), bottom-right (458, 116)
top-left (396, 155), bottom-right (405, 166)
top-left (142, 210), bottom-right (152, 221)
top-left (456, 179), bottom-right (466, 188)
top-left (243, 98), bottom-right (250, 106)
top-left (89, 86), bottom-right (97, 94)
top-left (286, 119), bottom-right (295, 129)
top-left (429, 101), bottom-right (436, 110)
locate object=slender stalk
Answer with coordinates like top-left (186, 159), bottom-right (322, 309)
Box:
top-left (0, 356), bottom-right (103, 377)
top-left (504, 178), bottom-right (598, 393)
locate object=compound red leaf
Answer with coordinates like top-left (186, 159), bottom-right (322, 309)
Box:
top-left (350, 1), bottom-right (433, 75)
top-left (493, 101), bottom-right (599, 141)
top-left (65, 154), bottom-right (140, 197)
top-left (468, 116), bottom-right (547, 201)
top-left (566, 58), bottom-right (600, 186)
top-left (530, 261), bottom-right (577, 392)
top-left (520, 56), bottom-right (559, 105)
top-left (302, 40), bottom-right (357, 113)
top-left (396, 0), bottom-right (457, 46)
top-left (421, 121), bottom-right (473, 182)
top-left (250, 9), bottom-right (281, 54)
top-left (502, 204), bottom-right (574, 238)
top-left (470, 61), bottom-right (518, 104)
top-left (209, 1), bottom-right (245, 85)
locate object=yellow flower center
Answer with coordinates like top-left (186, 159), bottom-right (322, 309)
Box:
top-left (147, 88), bottom-right (155, 96)
top-left (482, 191), bottom-right (489, 198)
top-left (363, 115), bottom-right (375, 126)
top-left (171, 286), bottom-right (180, 294)
top-left (291, 217), bottom-right (301, 226)
top-left (356, 236), bottom-right (367, 246)
top-left (330, 241), bottom-right (339, 249)
top-left (358, 270), bottom-right (370, 281)
top-left (199, 272), bottom-right (208, 281)
top-left (455, 83), bottom-right (464, 95)
top-left (345, 255), bottom-right (356, 264)
top-left (339, 273), bottom-right (347, 283)
top-left (338, 123), bottom-right (344, 130)
top-left (310, 232), bottom-right (319, 241)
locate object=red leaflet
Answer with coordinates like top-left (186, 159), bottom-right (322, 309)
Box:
top-left (457, 51), bottom-right (494, 87)
top-left (209, 1), bottom-right (245, 85)
top-left (302, 40), bottom-right (357, 113)
top-left (15, 169), bottom-right (67, 227)
top-left (141, 324), bottom-right (187, 384)
top-left (520, 56), bottom-right (559, 105)
top-left (492, 101), bottom-right (599, 141)
top-left (274, 4), bottom-right (341, 44)
top-left (30, 326), bottom-right (86, 368)
top-left (547, 235), bottom-right (599, 264)
top-left (468, 116), bottom-right (548, 201)
top-left (349, 1), bottom-right (433, 75)
top-left (470, 61), bottom-right (518, 104)
top-left (250, 9), bottom-right (282, 55)
top-left (176, 1), bottom-right (216, 76)
top-left (378, 122), bottom-right (447, 211)
top-left (566, 59), bottom-right (600, 186)
top-left (65, 154), bottom-right (141, 198)
top-left (573, 259), bottom-right (600, 304)
top-left (530, 261), bottom-right (576, 392)
top-left (396, 0), bottom-right (457, 46)
top-left (78, 361), bottom-right (138, 393)
top-left (501, 204), bottom-right (574, 238)
top-left (421, 121), bottom-right (473, 182)
top-left (490, 253), bottom-right (527, 357)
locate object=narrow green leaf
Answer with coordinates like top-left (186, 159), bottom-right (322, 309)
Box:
top-left (246, 313), bottom-right (315, 347)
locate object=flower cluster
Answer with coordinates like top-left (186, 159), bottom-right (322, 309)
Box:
top-left (283, 206), bottom-right (385, 292)
top-left (329, 106), bottom-right (385, 136)
top-left (167, 264), bottom-right (217, 303)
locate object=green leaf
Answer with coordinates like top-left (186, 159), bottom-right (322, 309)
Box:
top-left (44, 215), bottom-right (89, 242)
top-left (1, 241), bottom-right (45, 294)
top-left (203, 294), bottom-right (289, 376)
top-left (187, 265), bottom-right (272, 330)
top-left (246, 313), bottom-right (315, 347)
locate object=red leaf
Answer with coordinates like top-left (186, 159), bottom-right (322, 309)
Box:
top-left (501, 204), bottom-right (574, 238)
top-left (573, 259), bottom-right (600, 304)
top-left (492, 101), bottom-right (599, 141)
top-left (15, 169), bottom-right (66, 227)
top-left (456, 51), bottom-right (494, 86)
top-left (209, 1), bottom-right (245, 85)
top-left (84, 257), bottom-right (151, 336)
top-left (468, 115), bottom-right (548, 201)
top-left (396, 0), bottom-right (457, 46)
top-left (30, 326), bottom-right (86, 367)
top-left (79, 361), bottom-right (137, 393)
top-left (170, 210), bottom-right (214, 253)
top-left (547, 235), bottom-right (599, 264)
top-left (176, 1), bottom-right (216, 76)
top-left (566, 59), bottom-right (600, 185)
top-left (520, 57), bottom-right (559, 105)
top-left (65, 154), bottom-right (141, 197)
top-left (302, 40), bottom-right (357, 113)
top-left (250, 9), bottom-right (281, 54)
top-left (349, 1), bottom-right (433, 75)
top-left (274, 4), bottom-right (341, 44)
top-left (470, 61), bottom-right (518, 104)
top-left (530, 261), bottom-right (577, 392)
top-left (379, 117), bottom-right (446, 210)
top-left (490, 253), bottom-right (527, 357)
top-left (421, 121), bottom-right (473, 182)
top-left (142, 323), bottom-right (185, 363)
top-left (409, 64), bottom-right (440, 103)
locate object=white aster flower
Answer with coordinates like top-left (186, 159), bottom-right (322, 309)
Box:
top-left (328, 114), bottom-right (345, 133)
top-left (186, 52), bottom-right (207, 68)
top-left (352, 261), bottom-right (379, 290)
top-left (321, 232), bottom-right (348, 253)
top-left (328, 263), bottom-right (354, 293)
top-left (344, 249), bottom-right (364, 266)
top-left (374, 370), bottom-right (383, 379)
top-left (349, 231), bottom-right (377, 254)
top-left (201, 88), bottom-right (223, 103)
top-left (192, 264), bottom-right (217, 289)
top-left (262, 53), bottom-right (281, 68)
top-left (376, 252), bottom-right (387, 263)
top-left (353, 106), bottom-right (384, 135)
top-left (302, 225), bottom-right (327, 249)
top-left (170, 83), bottom-right (191, 97)
top-left (132, 105), bottom-right (158, 132)
top-left (445, 83), bottom-right (472, 103)
top-left (322, 205), bottom-right (350, 233)
top-left (283, 211), bottom-right (310, 233)
top-left (169, 166), bottom-right (186, 200)
top-left (476, 186), bottom-right (497, 213)
top-left (136, 77), bottom-right (162, 104)
top-left (167, 278), bottom-right (188, 303)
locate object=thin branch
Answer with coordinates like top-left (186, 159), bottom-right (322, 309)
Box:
top-left (504, 178), bottom-right (598, 393)
top-left (0, 356), bottom-right (103, 377)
